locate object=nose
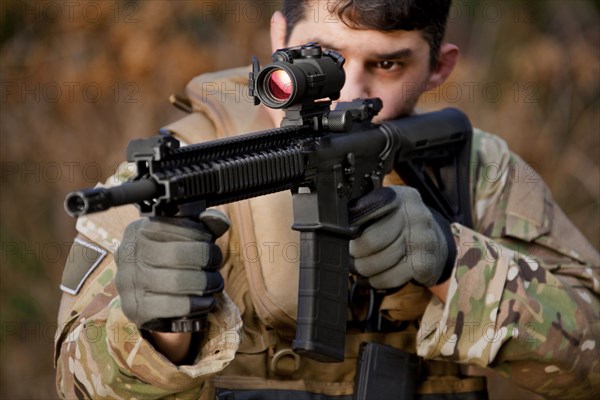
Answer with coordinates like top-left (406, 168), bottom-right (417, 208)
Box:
top-left (337, 61), bottom-right (369, 103)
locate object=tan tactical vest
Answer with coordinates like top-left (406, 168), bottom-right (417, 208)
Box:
top-left (160, 66), bottom-right (488, 398)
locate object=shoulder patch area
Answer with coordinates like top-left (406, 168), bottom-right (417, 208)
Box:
top-left (60, 238), bottom-right (107, 295)
top-left (504, 154), bottom-right (553, 241)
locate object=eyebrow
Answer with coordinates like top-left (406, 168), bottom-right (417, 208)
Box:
top-left (371, 48), bottom-right (413, 60)
top-left (312, 39), bottom-right (414, 60)
top-left (313, 39), bottom-right (341, 52)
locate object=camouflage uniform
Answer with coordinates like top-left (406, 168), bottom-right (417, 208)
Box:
top-left (55, 67), bottom-right (600, 399)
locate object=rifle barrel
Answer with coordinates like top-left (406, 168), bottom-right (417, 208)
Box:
top-left (64, 179), bottom-right (159, 217)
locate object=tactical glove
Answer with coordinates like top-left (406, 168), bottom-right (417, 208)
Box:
top-left (349, 186), bottom-right (456, 289)
top-left (115, 209), bottom-right (230, 331)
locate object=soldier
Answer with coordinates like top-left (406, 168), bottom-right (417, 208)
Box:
top-left (55, 1), bottom-right (599, 399)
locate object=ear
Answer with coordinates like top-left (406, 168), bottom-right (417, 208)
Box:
top-left (424, 43), bottom-right (459, 91)
top-left (270, 11), bottom-right (287, 53)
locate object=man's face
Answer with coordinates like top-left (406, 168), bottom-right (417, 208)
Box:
top-left (283, 10), bottom-right (437, 121)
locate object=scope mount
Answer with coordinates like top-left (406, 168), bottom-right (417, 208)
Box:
top-left (250, 42), bottom-right (365, 132)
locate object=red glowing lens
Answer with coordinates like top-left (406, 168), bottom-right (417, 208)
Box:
top-left (266, 69), bottom-right (293, 101)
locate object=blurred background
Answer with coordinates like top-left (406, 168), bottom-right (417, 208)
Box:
top-left (0, 0), bottom-right (598, 398)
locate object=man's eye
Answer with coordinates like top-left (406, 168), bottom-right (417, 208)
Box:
top-left (376, 61), bottom-right (398, 70)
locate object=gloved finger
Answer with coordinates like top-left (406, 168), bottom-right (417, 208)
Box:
top-left (189, 295), bottom-right (217, 315)
top-left (353, 232), bottom-right (407, 277)
top-left (139, 267), bottom-right (224, 295)
top-left (199, 209), bottom-right (231, 238)
top-left (140, 218), bottom-right (214, 242)
top-left (136, 236), bottom-right (222, 270)
top-left (115, 263), bottom-right (136, 312)
top-left (349, 187), bottom-right (398, 227)
top-left (349, 205), bottom-right (404, 258)
top-left (367, 259), bottom-right (413, 290)
top-left (135, 293), bottom-right (199, 323)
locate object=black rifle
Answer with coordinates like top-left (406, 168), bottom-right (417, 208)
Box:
top-left (65, 43), bottom-right (472, 363)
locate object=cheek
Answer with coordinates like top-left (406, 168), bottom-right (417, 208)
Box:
top-left (374, 74), bottom-right (430, 119)
top-left (376, 90), bottom-right (415, 120)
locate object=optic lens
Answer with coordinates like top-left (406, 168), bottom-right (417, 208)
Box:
top-left (266, 69), bottom-right (293, 101)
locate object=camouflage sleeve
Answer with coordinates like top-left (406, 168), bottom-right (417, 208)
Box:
top-left (416, 130), bottom-right (600, 398)
top-left (55, 248), bottom-right (242, 399)
top-left (57, 292), bottom-right (241, 398)
top-left (54, 179), bottom-right (242, 399)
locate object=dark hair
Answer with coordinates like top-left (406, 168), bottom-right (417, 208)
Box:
top-left (282, 0), bottom-right (452, 70)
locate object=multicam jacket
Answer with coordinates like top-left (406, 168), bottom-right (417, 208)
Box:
top-left (55, 67), bottom-right (600, 399)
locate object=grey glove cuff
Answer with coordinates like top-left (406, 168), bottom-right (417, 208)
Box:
top-left (427, 208), bottom-right (457, 285)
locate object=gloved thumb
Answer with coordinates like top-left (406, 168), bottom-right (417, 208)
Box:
top-left (199, 209), bottom-right (230, 238)
top-left (348, 186), bottom-right (398, 227)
